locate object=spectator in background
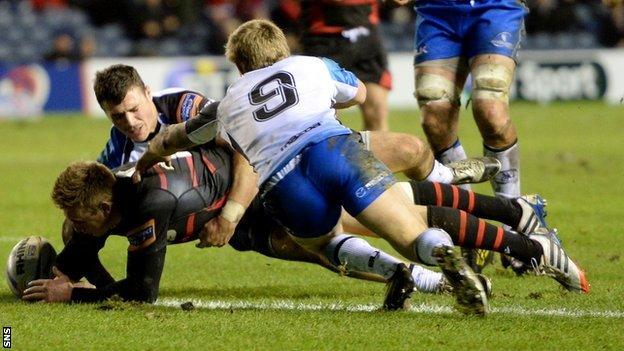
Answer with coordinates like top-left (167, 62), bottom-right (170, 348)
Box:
top-left (128, 0), bottom-right (181, 40)
top-left (68, 0), bottom-right (131, 27)
top-left (270, 0), bottom-right (301, 53)
top-left (602, 0), bottom-right (624, 46)
top-left (203, 0), bottom-right (268, 54)
top-left (30, 0), bottom-right (67, 11)
top-left (44, 30), bottom-right (80, 62)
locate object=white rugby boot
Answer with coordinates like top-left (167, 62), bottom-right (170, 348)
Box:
top-left (529, 229), bottom-right (590, 294)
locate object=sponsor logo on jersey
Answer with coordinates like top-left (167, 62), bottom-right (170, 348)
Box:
top-left (414, 45), bottom-right (428, 58)
top-left (127, 219), bottom-right (156, 249)
top-left (280, 122), bottom-right (321, 152)
top-left (178, 93), bottom-right (202, 121)
top-left (355, 171), bottom-right (390, 198)
top-left (341, 26), bottom-right (370, 43)
top-left (491, 32), bottom-right (515, 50)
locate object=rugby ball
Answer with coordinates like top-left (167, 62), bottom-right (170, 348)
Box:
top-left (5, 236), bottom-right (57, 298)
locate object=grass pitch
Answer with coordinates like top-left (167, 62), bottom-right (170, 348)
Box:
top-left (1, 102), bottom-right (623, 350)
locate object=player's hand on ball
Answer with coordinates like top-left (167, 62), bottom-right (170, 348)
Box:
top-left (22, 267), bottom-right (73, 303)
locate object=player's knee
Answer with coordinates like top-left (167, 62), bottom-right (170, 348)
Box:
top-left (414, 74), bottom-right (461, 107)
top-left (471, 63), bottom-right (513, 103)
top-left (479, 117), bottom-right (515, 143)
top-left (396, 133), bottom-right (428, 160)
top-left (420, 113), bottom-right (449, 139)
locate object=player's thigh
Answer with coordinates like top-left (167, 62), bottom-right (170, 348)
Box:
top-left (364, 130), bottom-right (430, 174)
top-left (465, 0), bottom-right (527, 59)
top-left (413, 1), bottom-right (464, 64)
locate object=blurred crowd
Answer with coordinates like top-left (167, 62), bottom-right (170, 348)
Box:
top-left (1, 0), bottom-right (624, 63)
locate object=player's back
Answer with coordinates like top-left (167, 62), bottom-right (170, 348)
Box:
top-left (113, 143), bottom-right (232, 245)
top-left (218, 55), bottom-right (355, 184)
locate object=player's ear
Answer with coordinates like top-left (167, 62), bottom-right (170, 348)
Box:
top-left (145, 85), bottom-right (152, 99)
top-left (99, 201), bottom-right (113, 216)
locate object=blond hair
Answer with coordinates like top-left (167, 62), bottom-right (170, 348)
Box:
top-left (51, 161), bottom-right (116, 212)
top-left (225, 19), bottom-right (290, 74)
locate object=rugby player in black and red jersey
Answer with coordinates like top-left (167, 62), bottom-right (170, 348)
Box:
top-left (21, 65), bottom-right (538, 306)
top-left (22, 148), bottom-right (587, 305)
top-left (299, 0), bottom-right (392, 131)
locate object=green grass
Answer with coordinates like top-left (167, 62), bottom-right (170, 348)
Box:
top-left (1, 102), bottom-right (623, 350)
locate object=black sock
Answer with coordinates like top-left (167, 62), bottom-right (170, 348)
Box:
top-left (427, 206), bottom-right (542, 265)
top-left (411, 180), bottom-right (523, 229)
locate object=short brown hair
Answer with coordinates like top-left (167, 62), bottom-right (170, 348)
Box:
top-left (225, 19), bottom-right (290, 74)
top-left (51, 161), bottom-right (116, 212)
top-left (94, 64), bottom-right (146, 108)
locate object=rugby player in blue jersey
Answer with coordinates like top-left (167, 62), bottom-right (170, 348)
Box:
top-left (390, 0), bottom-right (534, 272)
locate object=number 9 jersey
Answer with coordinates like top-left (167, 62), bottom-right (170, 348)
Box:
top-left (216, 55), bottom-right (359, 186)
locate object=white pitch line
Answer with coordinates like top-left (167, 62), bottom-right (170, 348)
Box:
top-left (156, 298), bottom-right (624, 318)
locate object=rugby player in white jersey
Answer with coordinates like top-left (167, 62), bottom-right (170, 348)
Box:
top-left (61, 64), bottom-right (500, 298)
top-left (135, 20), bottom-right (589, 314)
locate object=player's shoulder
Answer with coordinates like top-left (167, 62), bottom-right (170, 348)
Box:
top-left (152, 88), bottom-right (214, 124)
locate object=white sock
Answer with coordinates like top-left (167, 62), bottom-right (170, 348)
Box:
top-left (484, 141), bottom-right (520, 198)
top-left (415, 228), bottom-right (454, 265)
top-left (324, 234), bottom-right (399, 280)
top-left (409, 264), bottom-right (444, 293)
top-left (437, 139), bottom-right (471, 191)
top-left (425, 160), bottom-right (454, 184)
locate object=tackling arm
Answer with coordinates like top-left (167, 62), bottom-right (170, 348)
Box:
top-left (134, 102), bottom-right (220, 182)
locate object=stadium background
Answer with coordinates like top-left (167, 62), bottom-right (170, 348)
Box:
top-left (1, 1), bottom-right (623, 350)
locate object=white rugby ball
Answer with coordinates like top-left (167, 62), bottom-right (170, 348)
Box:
top-left (6, 236), bottom-right (57, 298)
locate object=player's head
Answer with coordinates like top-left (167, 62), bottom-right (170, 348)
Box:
top-left (52, 161), bottom-right (117, 237)
top-left (225, 19), bottom-right (290, 74)
top-left (94, 64), bottom-right (158, 142)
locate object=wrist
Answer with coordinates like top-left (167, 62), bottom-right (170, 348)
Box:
top-left (220, 200), bottom-right (245, 223)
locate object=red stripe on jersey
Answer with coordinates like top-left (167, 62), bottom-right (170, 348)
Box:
top-left (154, 164), bottom-right (168, 190)
top-left (205, 194), bottom-right (228, 212)
top-left (182, 213), bottom-right (196, 242)
top-left (307, 0), bottom-right (378, 34)
top-left (201, 153), bottom-right (217, 174)
top-left (185, 155), bottom-right (198, 187)
top-left (379, 70), bottom-right (392, 90)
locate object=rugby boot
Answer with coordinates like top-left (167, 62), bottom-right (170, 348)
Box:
top-left (437, 273), bottom-right (493, 298)
top-left (432, 245), bottom-right (489, 316)
top-left (448, 157), bottom-right (502, 185)
top-left (529, 228), bottom-right (590, 294)
top-left (516, 194), bottom-right (549, 236)
top-left (462, 247), bottom-right (495, 274)
top-left (383, 263), bottom-right (415, 310)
